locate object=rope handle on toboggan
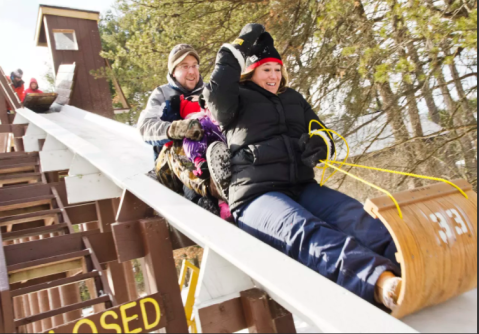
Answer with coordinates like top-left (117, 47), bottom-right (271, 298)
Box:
top-left (308, 120), bottom-right (469, 219)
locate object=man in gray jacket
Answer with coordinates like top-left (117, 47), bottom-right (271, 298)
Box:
top-left (139, 44), bottom-right (221, 215)
top-left (138, 44), bottom-right (205, 160)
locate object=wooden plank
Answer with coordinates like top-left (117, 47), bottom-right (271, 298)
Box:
top-left (0, 133), bottom-right (11, 154)
top-left (4, 230), bottom-right (98, 266)
top-left (8, 249), bottom-right (90, 273)
top-left (198, 297), bottom-right (247, 333)
top-left (87, 232), bottom-right (117, 265)
top-left (140, 218), bottom-right (188, 333)
top-left (15, 295), bottom-right (110, 327)
top-left (0, 156), bottom-right (38, 167)
top-left (9, 259), bottom-right (83, 284)
top-left (0, 195), bottom-right (54, 213)
top-left (0, 182), bottom-right (53, 202)
top-left (268, 298), bottom-right (297, 334)
top-left (43, 293), bottom-right (167, 333)
top-left (0, 172), bottom-right (41, 181)
top-left (12, 271), bottom-right (99, 297)
top-left (0, 208), bottom-right (60, 227)
top-left (0, 151), bottom-right (37, 160)
top-left (0, 230), bottom-right (15, 333)
top-left (65, 203), bottom-right (97, 225)
top-left (10, 273), bottom-right (66, 291)
top-left (2, 223), bottom-right (67, 241)
top-left (0, 89), bottom-right (9, 126)
top-left (240, 288), bottom-right (276, 333)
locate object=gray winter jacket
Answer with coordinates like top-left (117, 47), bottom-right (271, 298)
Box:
top-left (138, 75), bottom-right (204, 151)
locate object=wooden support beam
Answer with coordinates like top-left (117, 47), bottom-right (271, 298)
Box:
top-left (88, 232), bottom-right (118, 265)
top-left (96, 199), bottom-right (131, 304)
top-left (9, 259), bottom-right (84, 284)
top-left (112, 220), bottom-right (197, 263)
top-left (15, 295), bottom-right (110, 327)
top-left (140, 218), bottom-right (188, 333)
top-left (28, 292), bottom-right (44, 333)
top-left (59, 282), bottom-right (83, 324)
top-left (65, 203), bottom-right (97, 225)
top-left (241, 289), bottom-right (276, 333)
top-left (12, 271), bottom-right (100, 298)
top-left (198, 297), bottom-right (247, 333)
top-left (2, 223), bottom-right (67, 242)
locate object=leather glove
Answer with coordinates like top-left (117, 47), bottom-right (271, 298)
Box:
top-left (299, 133), bottom-right (332, 168)
top-left (168, 119), bottom-right (204, 141)
top-left (232, 23), bottom-right (266, 58)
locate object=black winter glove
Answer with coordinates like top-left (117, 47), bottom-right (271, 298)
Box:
top-left (168, 119), bottom-right (204, 141)
top-left (232, 23), bottom-right (266, 58)
top-left (299, 133), bottom-right (331, 168)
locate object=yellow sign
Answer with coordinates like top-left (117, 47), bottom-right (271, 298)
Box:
top-left (45, 293), bottom-right (166, 333)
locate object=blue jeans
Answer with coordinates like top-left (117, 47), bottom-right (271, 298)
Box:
top-left (233, 183), bottom-right (401, 305)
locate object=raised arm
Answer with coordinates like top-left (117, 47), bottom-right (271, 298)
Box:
top-left (203, 24), bottom-right (265, 128)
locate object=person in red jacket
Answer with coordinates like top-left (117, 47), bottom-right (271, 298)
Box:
top-left (23, 78), bottom-right (43, 102)
top-left (9, 69), bottom-right (25, 103)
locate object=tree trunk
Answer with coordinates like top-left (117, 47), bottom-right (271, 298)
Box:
top-left (437, 69), bottom-right (477, 185)
top-left (407, 41), bottom-right (442, 124)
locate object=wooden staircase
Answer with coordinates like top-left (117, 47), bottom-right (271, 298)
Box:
top-left (0, 154), bottom-right (117, 333)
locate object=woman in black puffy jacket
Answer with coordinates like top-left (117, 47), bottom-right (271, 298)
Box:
top-left (204, 24), bottom-right (402, 310)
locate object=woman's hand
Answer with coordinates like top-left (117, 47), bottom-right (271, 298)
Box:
top-left (168, 119), bottom-right (204, 141)
top-left (299, 133), bottom-right (332, 168)
top-left (232, 23), bottom-right (266, 58)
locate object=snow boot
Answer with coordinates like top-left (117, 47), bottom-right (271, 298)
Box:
top-left (206, 141), bottom-right (231, 202)
top-left (375, 272), bottom-right (402, 311)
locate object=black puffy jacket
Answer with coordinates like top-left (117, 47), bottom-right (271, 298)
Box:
top-left (204, 45), bottom-right (335, 211)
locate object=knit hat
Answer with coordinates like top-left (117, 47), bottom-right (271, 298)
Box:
top-left (12, 69), bottom-right (23, 79)
top-left (244, 33), bottom-right (283, 74)
top-left (168, 44), bottom-right (200, 75)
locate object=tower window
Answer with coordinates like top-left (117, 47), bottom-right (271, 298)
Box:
top-left (53, 30), bottom-right (78, 51)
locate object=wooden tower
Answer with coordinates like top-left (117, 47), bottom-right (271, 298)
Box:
top-left (34, 5), bottom-right (114, 119)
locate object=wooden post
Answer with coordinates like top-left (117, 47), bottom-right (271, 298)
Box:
top-left (140, 218), bottom-right (188, 333)
top-left (47, 288), bottom-right (65, 328)
top-left (96, 199), bottom-right (131, 304)
top-left (59, 283), bottom-right (82, 323)
top-left (240, 289), bottom-right (275, 333)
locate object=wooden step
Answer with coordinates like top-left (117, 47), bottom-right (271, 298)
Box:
top-left (0, 195), bottom-right (55, 213)
top-left (2, 223), bottom-right (67, 241)
top-left (0, 172), bottom-right (41, 183)
top-left (8, 249), bottom-right (90, 273)
top-left (0, 162), bottom-right (38, 175)
top-left (0, 183), bottom-right (53, 202)
top-left (11, 271), bottom-right (100, 297)
top-left (14, 295), bottom-right (111, 328)
top-left (0, 208), bottom-right (61, 227)
top-left (0, 152), bottom-right (37, 161)
top-left (9, 259), bottom-right (84, 284)
top-left (4, 230), bottom-right (99, 267)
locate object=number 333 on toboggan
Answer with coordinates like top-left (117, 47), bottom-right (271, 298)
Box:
top-left (45, 293), bottom-right (166, 333)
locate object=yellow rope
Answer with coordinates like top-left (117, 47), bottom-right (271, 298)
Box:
top-left (308, 120), bottom-right (469, 219)
top-left (326, 161), bottom-right (469, 200)
top-left (320, 162), bottom-right (404, 219)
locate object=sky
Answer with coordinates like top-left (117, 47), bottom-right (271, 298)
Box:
top-left (0, 0), bottom-right (115, 90)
